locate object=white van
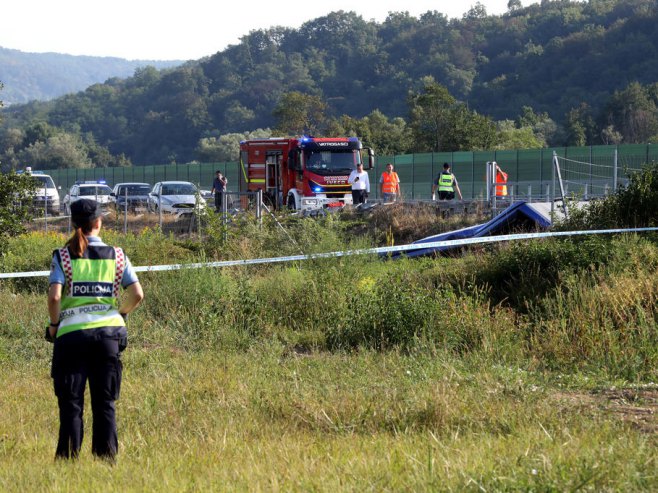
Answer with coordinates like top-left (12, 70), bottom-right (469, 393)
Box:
top-left (24, 168), bottom-right (61, 215)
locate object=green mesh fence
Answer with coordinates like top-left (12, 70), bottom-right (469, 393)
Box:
top-left (39, 145), bottom-right (658, 203)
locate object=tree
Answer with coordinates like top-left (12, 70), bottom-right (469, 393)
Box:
top-left (507, 0), bottom-right (523, 12)
top-left (602, 82), bottom-right (658, 144)
top-left (464, 2), bottom-right (488, 19)
top-left (600, 125), bottom-right (623, 145)
top-left (444, 105), bottom-right (498, 151)
top-left (408, 77), bottom-right (497, 152)
top-left (337, 110), bottom-right (411, 155)
top-left (496, 120), bottom-right (543, 149)
top-left (195, 129), bottom-right (272, 162)
top-left (0, 171), bottom-right (37, 254)
top-left (273, 92), bottom-right (328, 135)
top-left (17, 132), bottom-right (92, 169)
top-left (565, 103), bottom-right (596, 146)
top-left (516, 106), bottom-right (557, 146)
top-left (23, 121), bottom-right (56, 147)
top-left (408, 77), bottom-right (456, 152)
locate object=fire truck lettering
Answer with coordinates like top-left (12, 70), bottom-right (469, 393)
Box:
top-left (317, 142), bottom-right (349, 147)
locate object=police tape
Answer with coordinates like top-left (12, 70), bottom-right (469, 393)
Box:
top-left (2, 227), bottom-right (658, 280)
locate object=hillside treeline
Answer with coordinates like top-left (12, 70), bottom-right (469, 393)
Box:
top-left (1, 0), bottom-right (658, 169)
top-left (0, 47), bottom-right (182, 105)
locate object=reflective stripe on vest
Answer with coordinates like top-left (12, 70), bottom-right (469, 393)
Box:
top-left (381, 172), bottom-right (399, 194)
top-left (57, 245), bottom-right (126, 337)
top-left (438, 172), bottom-right (454, 192)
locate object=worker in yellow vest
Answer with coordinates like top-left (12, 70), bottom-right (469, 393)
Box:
top-left (47, 199), bottom-right (144, 461)
top-left (379, 163), bottom-right (400, 202)
top-left (432, 162), bottom-right (463, 200)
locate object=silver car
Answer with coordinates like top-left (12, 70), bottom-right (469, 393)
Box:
top-left (148, 181), bottom-right (206, 214)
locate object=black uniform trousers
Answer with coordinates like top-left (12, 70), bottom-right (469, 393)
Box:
top-left (52, 335), bottom-right (122, 459)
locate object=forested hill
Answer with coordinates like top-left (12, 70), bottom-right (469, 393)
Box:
top-left (2, 0), bottom-right (658, 168)
top-left (0, 47), bottom-right (183, 104)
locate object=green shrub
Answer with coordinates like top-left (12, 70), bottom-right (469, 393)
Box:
top-left (471, 236), bottom-right (616, 309)
top-left (561, 163), bottom-right (658, 230)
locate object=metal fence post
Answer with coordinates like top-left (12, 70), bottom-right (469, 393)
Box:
top-left (539, 148), bottom-right (543, 196)
top-left (613, 147), bottom-right (618, 191)
top-left (488, 161), bottom-right (497, 217)
top-left (470, 152), bottom-right (474, 200)
top-left (223, 190), bottom-right (229, 242)
top-left (197, 184), bottom-right (202, 242)
top-left (257, 189), bottom-right (262, 229)
top-left (124, 186), bottom-right (128, 235)
top-left (158, 192), bottom-right (163, 230)
top-left (551, 151), bottom-right (555, 216)
top-left (411, 153), bottom-right (415, 200)
top-left (484, 161), bottom-right (491, 204)
top-left (553, 151), bottom-right (569, 218)
top-left (44, 194), bottom-right (48, 234)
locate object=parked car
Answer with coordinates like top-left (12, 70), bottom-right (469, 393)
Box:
top-left (199, 189), bottom-right (213, 202)
top-left (23, 169), bottom-right (61, 215)
top-left (63, 181), bottom-right (113, 214)
top-left (110, 182), bottom-right (151, 212)
top-left (148, 181), bottom-right (206, 214)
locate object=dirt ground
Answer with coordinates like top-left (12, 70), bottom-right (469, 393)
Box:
top-left (554, 388), bottom-right (658, 435)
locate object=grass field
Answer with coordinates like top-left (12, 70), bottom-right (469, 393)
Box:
top-left (2, 350), bottom-right (656, 491)
top-left (1, 209), bottom-right (657, 491)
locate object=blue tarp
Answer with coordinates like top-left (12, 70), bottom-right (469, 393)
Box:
top-left (394, 201), bottom-right (552, 258)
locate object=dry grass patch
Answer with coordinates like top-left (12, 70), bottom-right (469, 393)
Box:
top-left (552, 388), bottom-right (658, 435)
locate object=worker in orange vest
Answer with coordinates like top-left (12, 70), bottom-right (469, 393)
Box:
top-left (493, 162), bottom-right (508, 197)
top-left (379, 163), bottom-right (400, 202)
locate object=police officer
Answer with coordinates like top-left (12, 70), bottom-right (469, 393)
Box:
top-left (47, 199), bottom-right (144, 461)
top-left (432, 162), bottom-right (463, 201)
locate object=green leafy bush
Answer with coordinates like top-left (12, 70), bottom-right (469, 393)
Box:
top-left (0, 172), bottom-right (37, 254)
top-left (561, 163), bottom-right (658, 230)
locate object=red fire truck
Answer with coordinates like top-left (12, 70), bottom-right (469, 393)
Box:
top-left (239, 136), bottom-right (374, 212)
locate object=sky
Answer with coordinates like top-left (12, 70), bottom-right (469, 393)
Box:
top-left (1, 1), bottom-right (539, 61)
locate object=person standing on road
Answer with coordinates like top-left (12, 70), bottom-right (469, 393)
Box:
top-left (46, 199), bottom-right (144, 462)
top-left (432, 162), bottom-right (463, 201)
top-left (211, 171), bottom-right (228, 213)
top-left (379, 163), bottom-right (401, 202)
top-left (348, 162), bottom-right (370, 205)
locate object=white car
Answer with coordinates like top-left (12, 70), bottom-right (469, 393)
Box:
top-left (27, 171), bottom-right (61, 215)
top-left (63, 182), bottom-right (113, 214)
top-left (148, 181), bottom-right (206, 214)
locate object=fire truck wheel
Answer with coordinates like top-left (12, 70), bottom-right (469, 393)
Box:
top-left (287, 194), bottom-right (297, 210)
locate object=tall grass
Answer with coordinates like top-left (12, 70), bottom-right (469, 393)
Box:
top-left (1, 207), bottom-right (657, 490)
top-left (3, 226), bottom-right (657, 378)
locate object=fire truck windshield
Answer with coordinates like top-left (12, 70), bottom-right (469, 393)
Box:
top-left (304, 150), bottom-right (359, 174)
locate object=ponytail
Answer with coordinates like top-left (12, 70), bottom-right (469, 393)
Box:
top-left (65, 226), bottom-right (91, 257)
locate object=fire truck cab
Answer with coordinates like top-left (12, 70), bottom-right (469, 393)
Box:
top-left (239, 136), bottom-right (374, 212)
